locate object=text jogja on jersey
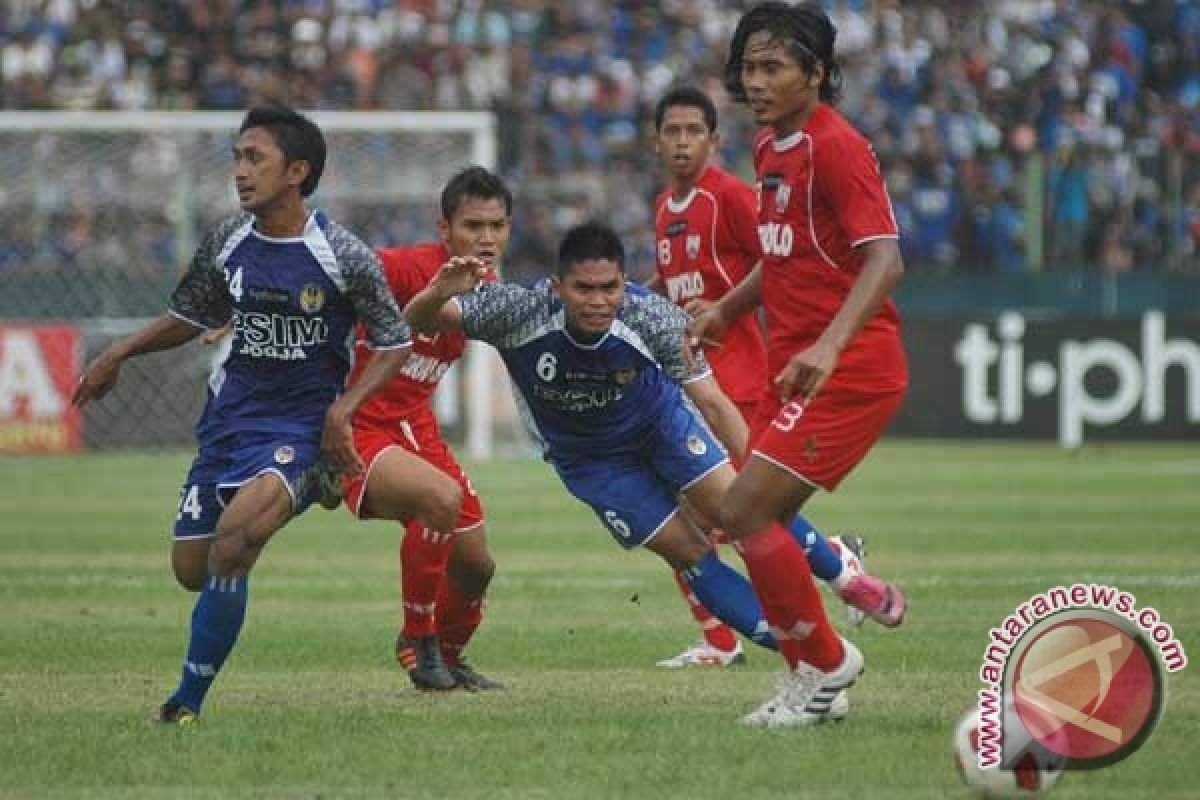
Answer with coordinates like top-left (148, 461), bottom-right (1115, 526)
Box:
top-left (232, 309), bottom-right (328, 360)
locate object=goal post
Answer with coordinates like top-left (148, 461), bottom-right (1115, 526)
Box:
top-left (0, 111), bottom-right (517, 458)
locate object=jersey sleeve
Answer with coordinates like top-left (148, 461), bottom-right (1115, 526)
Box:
top-left (457, 281), bottom-right (542, 349)
top-left (330, 224), bottom-right (411, 350)
top-left (720, 179), bottom-right (763, 281)
top-left (168, 213), bottom-right (247, 329)
top-left (816, 131), bottom-right (899, 245)
top-left (628, 292), bottom-right (711, 385)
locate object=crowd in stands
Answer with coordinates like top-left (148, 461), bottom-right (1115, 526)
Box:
top-left (2, 0), bottom-right (1199, 281)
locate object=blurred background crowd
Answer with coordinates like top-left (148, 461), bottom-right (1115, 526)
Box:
top-left (1, 0), bottom-right (1198, 283)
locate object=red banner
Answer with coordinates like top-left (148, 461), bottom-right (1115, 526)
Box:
top-left (0, 323), bottom-right (81, 453)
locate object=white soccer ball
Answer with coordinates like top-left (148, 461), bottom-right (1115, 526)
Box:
top-left (952, 707), bottom-right (1065, 798)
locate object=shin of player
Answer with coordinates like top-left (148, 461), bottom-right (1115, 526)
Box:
top-left (72, 107), bottom-right (413, 724)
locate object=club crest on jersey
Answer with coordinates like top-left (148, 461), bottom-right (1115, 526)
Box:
top-left (775, 183), bottom-right (792, 213)
top-left (298, 283), bottom-right (325, 314)
top-left (686, 234), bottom-right (701, 260)
top-left (612, 367), bottom-right (638, 385)
top-left (686, 435), bottom-right (707, 456)
top-left (274, 445), bottom-right (295, 465)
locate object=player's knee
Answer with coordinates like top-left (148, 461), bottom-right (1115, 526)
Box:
top-left (208, 530), bottom-right (251, 575)
top-left (425, 482), bottom-right (464, 535)
top-left (172, 563), bottom-right (206, 591)
top-left (717, 484), bottom-right (775, 540)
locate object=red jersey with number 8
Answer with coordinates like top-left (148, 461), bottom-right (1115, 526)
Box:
top-left (653, 165), bottom-right (767, 407)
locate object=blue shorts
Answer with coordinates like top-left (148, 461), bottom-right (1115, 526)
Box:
top-left (551, 403), bottom-right (728, 550)
top-left (173, 432), bottom-right (323, 540)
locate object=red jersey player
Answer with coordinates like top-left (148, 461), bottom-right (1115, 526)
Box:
top-left (651, 86), bottom-right (884, 671)
top-left (341, 167), bottom-right (512, 691)
top-left (688, 2), bottom-right (909, 727)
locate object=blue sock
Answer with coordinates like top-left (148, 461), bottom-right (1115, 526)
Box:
top-left (787, 514), bottom-right (844, 582)
top-left (681, 550), bottom-right (776, 651)
top-left (169, 575), bottom-right (249, 713)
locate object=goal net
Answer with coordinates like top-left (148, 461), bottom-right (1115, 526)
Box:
top-left (0, 111), bottom-right (522, 458)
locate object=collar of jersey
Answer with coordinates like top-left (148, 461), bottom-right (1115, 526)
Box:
top-left (561, 320), bottom-right (611, 350)
top-left (665, 187), bottom-right (698, 214)
top-left (250, 211), bottom-right (318, 243)
top-left (772, 130), bottom-right (808, 152)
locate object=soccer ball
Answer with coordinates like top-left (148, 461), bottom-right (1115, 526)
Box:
top-left (953, 707), bottom-right (1065, 798)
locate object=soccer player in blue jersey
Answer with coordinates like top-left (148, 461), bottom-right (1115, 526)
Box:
top-left (406, 221), bottom-right (863, 726)
top-left (71, 106), bottom-right (426, 725)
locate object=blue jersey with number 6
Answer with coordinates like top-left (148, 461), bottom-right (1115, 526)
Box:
top-left (456, 279), bottom-right (712, 456)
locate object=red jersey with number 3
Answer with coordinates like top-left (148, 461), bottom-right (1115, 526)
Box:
top-left (654, 165), bottom-right (767, 406)
top-left (753, 104), bottom-right (906, 394)
top-left (350, 242), bottom-right (482, 424)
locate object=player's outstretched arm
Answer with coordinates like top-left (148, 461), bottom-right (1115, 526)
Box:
top-left (683, 374), bottom-right (749, 463)
top-left (405, 256), bottom-right (487, 334)
top-left (775, 239), bottom-right (904, 403)
top-left (71, 314), bottom-right (204, 407)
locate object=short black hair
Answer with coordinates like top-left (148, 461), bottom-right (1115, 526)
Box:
top-left (654, 86), bottom-right (718, 132)
top-left (440, 166), bottom-right (513, 221)
top-left (724, 1), bottom-right (842, 105)
top-left (239, 106), bottom-right (326, 197)
top-left (556, 221), bottom-right (625, 278)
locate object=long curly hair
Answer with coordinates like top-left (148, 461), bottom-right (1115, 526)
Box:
top-left (724, 2), bottom-right (842, 106)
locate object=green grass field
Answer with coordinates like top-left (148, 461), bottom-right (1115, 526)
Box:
top-left (1, 441), bottom-right (1197, 799)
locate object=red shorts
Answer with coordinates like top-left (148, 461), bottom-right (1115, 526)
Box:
top-left (343, 405), bottom-right (483, 530)
top-left (748, 385), bottom-right (904, 491)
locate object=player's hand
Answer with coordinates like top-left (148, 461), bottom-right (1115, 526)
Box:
top-left (71, 349), bottom-right (122, 407)
top-left (202, 321), bottom-right (232, 346)
top-left (433, 256), bottom-right (488, 298)
top-left (321, 401), bottom-right (364, 478)
top-left (774, 339), bottom-right (839, 404)
top-left (683, 302), bottom-right (726, 370)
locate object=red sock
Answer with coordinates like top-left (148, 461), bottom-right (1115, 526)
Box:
top-left (735, 524), bottom-right (843, 671)
top-left (437, 579), bottom-right (484, 667)
top-left (399, 521), bottom-right (454, 639)
top-left (673, 571), bottom-right (738, 652)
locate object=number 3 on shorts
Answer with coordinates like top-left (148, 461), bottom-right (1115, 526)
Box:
top-left (604, 510), bottom-right (631, 539)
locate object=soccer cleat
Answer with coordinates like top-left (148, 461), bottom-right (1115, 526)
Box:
top-left (450, 660), bottom-right (505, 691)
top-left (740, 637), bottom-right (864, 728)
top-left (656, 639), bottom-right (746, 668)
top-left (395, 634), bottom-right (458, 691)
top-left (315, 460), bottom-right (343, 511)
top-left (152, 701), bottom-right (198, 727)
top-left (829, 533), bottom-right (868, 626)
top-left (837, 572), bottom-right (907, 628)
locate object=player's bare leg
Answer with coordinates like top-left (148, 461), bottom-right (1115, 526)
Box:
top-left (157, 473), bottom-right (293, 725)
top-left (439, 524), bottom-right (502, 689)
top-left (362, 447), bottom-right (463, 691)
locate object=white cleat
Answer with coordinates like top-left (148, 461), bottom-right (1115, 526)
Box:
top-left (830, 534), bottom-right (867, 626)
top-left (740, 638), bottom-right (863, 728)
top-left (656, 640), bottom-right (746, 668)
